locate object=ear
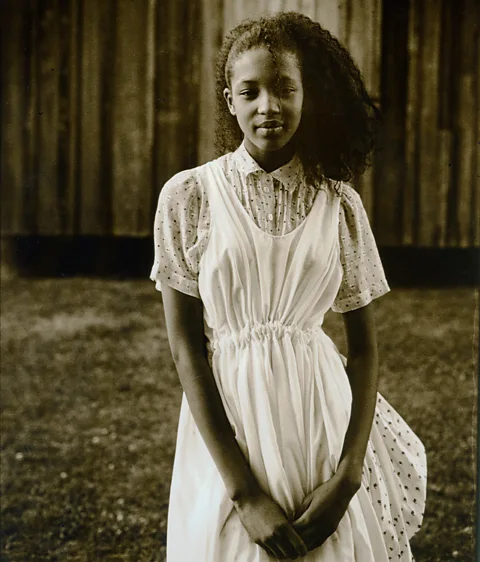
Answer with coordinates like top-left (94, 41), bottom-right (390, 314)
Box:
top-left (223, 88), bottom-right (236, 116)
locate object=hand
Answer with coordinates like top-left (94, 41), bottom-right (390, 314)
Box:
top-left (234, 489), bottom-right (308, 560)
top-left (292, 467), bottom-right (361, 551)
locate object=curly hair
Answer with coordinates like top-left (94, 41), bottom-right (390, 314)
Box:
top-left (214, 12), bottom-right (381, 184)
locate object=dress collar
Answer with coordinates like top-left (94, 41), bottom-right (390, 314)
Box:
top-left (232, 141), bottom-right (303, 193)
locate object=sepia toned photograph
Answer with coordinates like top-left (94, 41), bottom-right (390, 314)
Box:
top-left (1, 1), bottom-right (478, 561)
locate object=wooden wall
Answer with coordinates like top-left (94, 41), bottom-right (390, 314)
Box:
top-left (1, 0), bottom-right (478, 246)
top-left (376, 0), bottom-right (479, 247)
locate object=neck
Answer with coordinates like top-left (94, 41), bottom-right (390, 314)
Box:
top-left (244, 139), bottom-right (296, 173)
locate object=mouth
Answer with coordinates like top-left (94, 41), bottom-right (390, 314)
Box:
top-left (256, 121), bottom-right (284, 136)
top-left (256, 120), bottom-right (284, 129)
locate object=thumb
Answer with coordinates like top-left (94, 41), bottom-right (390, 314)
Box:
top-left (293, 497), bottom-right (312, 524)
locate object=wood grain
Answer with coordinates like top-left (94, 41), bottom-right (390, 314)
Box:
top-left (37, 0), bottom-right (61, 234)
top-left (403, 0), bottom-right (421, 245)
top-left (112, 0), bottom-right (153, 235)
top-left (1, 0), bottom-right (26, 234)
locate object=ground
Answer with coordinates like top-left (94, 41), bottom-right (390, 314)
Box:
top-left (0, 279), bottom-right (477, 561)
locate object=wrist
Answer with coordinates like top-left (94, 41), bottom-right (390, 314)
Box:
top-left (228, 475), bottom-right (261, 505)
top-left (337, 457), bottom-right (363, 493)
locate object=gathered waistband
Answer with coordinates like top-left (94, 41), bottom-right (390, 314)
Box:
top-left (210, 320), bottom-right (325, 351)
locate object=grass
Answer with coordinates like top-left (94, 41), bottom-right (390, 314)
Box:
top-left (0, 279), bottom-right (477, 562)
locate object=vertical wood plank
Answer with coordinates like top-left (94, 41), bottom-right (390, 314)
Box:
top-left (455, 0), bottom-right (476, 247)
top-left (155, 0), bottom-right (200, 190)
top-left (155, 0), bottom-right (180, 183)
top-left (79, 0), bottom-right (107, 234)
top-left (198, 0), bottom-right (224, 164)
top-left (0, 0), bottom-right (26, 234)
top-left (298, 0), bottom-right (316, 19)
top-left (282, 0), bottom-right (302, 12)
top-left (67, 0), bottom-right (79, 235)
top-left (475, 6), bottom-right (480, 246)
top-left (336, 0), bottom-right (350, 47)
top-left (265, 0), bottom-right (284, 15)
top-left (37, 0), bottom-right (61, 234)
top-left (374, 0), bottom-right (408, 243)
top-left (314, 0), bottom-right (341, 38)
top-left (223, 0), bottom-right (237, 35)
top-left (350, 0), bottom-right (372, 220)
top-left (24, 0), bottom-right (40, 234)
top-left (369, 0), bottom-right (382, 101)
top-left (436, 0), bottom-right (455, 247)
top-left (184, 0), bottom-right (202, 168)
top-left (346, 0), bottom-right (382, 223)
top-left (57, 0), bottom-right (79, 234)
top-left (437, 130), bottom-right (453, 246)
top-left (417, 0), bottom-right (441, 246)
top-left (403, 0), bottom-right (420, 245)
top-left (112, 0), bottom-right (154, 235)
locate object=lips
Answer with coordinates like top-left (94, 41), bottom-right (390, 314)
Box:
top-left (256, 120), bottom-right (283, 129)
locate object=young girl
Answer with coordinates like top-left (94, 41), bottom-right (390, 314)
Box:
top-left (151, 12), bottom-right (426, 561)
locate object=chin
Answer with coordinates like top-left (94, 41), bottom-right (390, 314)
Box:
top-left (255, 136), bottom-right (291, 152)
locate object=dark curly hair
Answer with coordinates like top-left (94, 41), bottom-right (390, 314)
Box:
top-left (214, 12), bottom-right (381, 184)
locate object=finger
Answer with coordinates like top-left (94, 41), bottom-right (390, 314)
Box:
top-left (283, 525), bottom-right (309, 558)
top-left (293, 497), bottom-right (312, 521)
top-left (263, 537), bottom-right (288, 560)
top-left (294, 507), bottom-right (314, 528)
top-left (303, 523), bottom-right (336, 551)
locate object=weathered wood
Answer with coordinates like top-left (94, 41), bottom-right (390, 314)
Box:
top-left (1, 0), bottom-right (477, 246)
top-left (264, 0), bottom-right (284, 14)
top-left (475, 8), bottom-right (480, 247)
top-left (65, 0), bottom-right (80, 234)
top-left (370, 0), bottom-right (382, 102)
top-left (417, 0), bottom-right (441, 246)
top-left (79, 0), bottom-right (107, 234)
top-left (314, 0), bottom-right (341, 39)
top-left (1, 0), bottom-right (27, 234)
top-left (403, 0), bottom-right (421, 245)
top-left (24, 0), bottom-right (40, 234)
top-left (455, 0), bottom-right (477, 247)
top-left (198, 0), bottom-right (224, 164)
top-left (347, 0), bottom-right (383, 222)
top-left (56, 0), bottom-right (78, 234)
top-left (437, 130), bottom-right (453, 247)
top-left (112, 0), bottom-right (154, 235)
top-left (374, 0), bottom-right (408, 244)
top-left (37, 0), bottom-right (61, 234)
top-left (298, 0), bottom-right (316, 19)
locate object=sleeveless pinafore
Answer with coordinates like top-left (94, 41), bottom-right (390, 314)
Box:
top-left (166, 159), bottom-right (426, 561)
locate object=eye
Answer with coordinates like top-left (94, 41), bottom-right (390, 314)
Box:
top-left (279, 86), bottom-right (296, 97)
top-left (239, 89), bottom-right (257, 99)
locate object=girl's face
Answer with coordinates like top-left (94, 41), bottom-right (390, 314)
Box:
top-left (224, 47), bottom-right (304, 166)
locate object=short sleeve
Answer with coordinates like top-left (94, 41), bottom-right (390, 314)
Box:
top-left (150, 170), bottom-right (203, 299)
top-left (331, 185), bottom-right (390, 313)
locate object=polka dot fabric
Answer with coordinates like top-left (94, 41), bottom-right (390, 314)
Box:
top-left (150, 142), bottom-right (390, 313)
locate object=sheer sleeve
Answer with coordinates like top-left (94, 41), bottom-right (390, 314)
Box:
top-left (331, 184), bottom-right (390, 313)
top-left (150, 169), bottom-right (205, 299)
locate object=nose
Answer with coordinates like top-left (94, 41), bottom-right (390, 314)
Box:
top-left (257, 90), bottom-right (281, 115)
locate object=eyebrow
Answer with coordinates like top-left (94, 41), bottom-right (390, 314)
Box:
top-left (236, 76), bottom-right (297, 86)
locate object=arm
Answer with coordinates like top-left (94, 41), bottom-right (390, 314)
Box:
top-left (337, 302), bottom-right (379, 487)
top-left (293, 302), bottom-right (379, 550)
top-left (161, 284), bottom-right (308, 560)
top-left (161, 284), bottom-right (258, 501)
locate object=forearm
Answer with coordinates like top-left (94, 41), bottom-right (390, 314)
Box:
top-left (339, 347), bottom-right (379, 475)
top-left (175, 350), bottom-right (259, 501)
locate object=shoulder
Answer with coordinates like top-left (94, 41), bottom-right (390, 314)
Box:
top-left (338, 182), bottom-right (363, 210)
top-left (332, 182), bottom-right (369, 228)
top-left (159, 154), bottom-right (231, 204)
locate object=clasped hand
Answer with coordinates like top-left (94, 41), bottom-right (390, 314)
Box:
top-left (234, 469), bottom-right (360, 559)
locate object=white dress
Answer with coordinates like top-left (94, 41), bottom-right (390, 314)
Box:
top-left (151, 145), bottom-right (427, 561)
